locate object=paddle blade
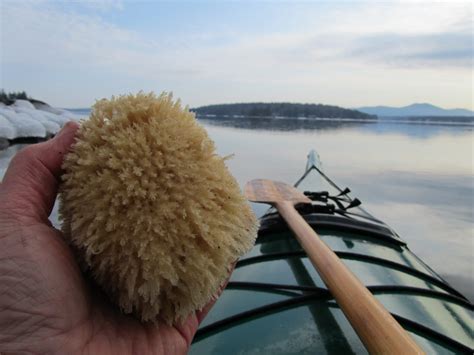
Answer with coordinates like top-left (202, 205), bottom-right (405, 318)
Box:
top-left (245, 179), bottom-right (312, 205)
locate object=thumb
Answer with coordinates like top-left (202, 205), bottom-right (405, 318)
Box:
top-left (1, 121), bottom-right (80, 222)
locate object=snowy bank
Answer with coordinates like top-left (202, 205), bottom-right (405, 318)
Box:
top-left (0, 99), bottom-right (85, 144)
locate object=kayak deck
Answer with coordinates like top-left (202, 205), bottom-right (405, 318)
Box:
top-left (191, 150), bottom-right (473, 354)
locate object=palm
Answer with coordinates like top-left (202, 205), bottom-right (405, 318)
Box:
top-left (0, 123), bottom-right (207, 354)
top-left (1, 218), bottom-right (197, 354)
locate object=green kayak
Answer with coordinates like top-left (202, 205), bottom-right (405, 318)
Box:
top-left (191, 150), bottom-right (473, 354)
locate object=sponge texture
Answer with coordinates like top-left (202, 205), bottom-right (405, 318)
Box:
top-left (59, 92), bottom-right (258, 324)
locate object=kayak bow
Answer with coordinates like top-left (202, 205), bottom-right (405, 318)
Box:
top-left (191, 150), bottom-right (473, 354)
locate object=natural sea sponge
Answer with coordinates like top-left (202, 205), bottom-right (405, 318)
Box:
top-left (59, 92), bottom-right (258, 324)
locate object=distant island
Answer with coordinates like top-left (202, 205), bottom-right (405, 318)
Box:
top-left (193, 103), bottom-right (376, 119)
top-left (358, 103), bottom-right (474, 117)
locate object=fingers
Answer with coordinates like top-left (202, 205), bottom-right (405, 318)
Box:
top-left (196, 262), bottom-right (235, 324)
top-left (174, 262), bottom-right (235, 347)
top-left (1, 122), bottom-right (80, 222)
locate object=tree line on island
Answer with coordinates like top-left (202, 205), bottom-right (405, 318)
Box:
top-left (193, 103), bottom-right (377, 119)
top-left (1, 90), bottom-right (376, 120)
top-left (0, 90), bottom-right (31, 105)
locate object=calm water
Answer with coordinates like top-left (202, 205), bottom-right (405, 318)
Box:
top-left (1, 116), bottom-right (472, 300)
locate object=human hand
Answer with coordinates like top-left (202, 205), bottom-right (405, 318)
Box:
top-left (0, 122), bottom-right (216, 355)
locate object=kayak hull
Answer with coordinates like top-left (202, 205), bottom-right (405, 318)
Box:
top-left (191, 151), bottom-right (473, 354)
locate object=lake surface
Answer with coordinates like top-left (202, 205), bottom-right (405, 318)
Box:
top-left (1, 116), bottom-right (472, 301)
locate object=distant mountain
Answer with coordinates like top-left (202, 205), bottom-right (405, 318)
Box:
top-left (358, 103), bottom-right (473, 117)
top-left (193, 103), bottom-right (376, 119)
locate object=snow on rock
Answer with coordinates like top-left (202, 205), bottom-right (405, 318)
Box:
top-left (34, 102), bottom-right (84, 121)
top-left (60, 112), bottom-right (84, 122)
top-left (0, 114), bottom-right (17, 139)
top-left (37, 109), bottom-right (70, 126)
top-left (13, 107), bottom-right (61, 135)
top-left (0, 100), bottom-right (86, 140)
top-left (0, 107), bottom-right (47, 138)
top-left (12, 99), bottom-right (36, 110)
top-left (33, 102), bottom-right (65, 115)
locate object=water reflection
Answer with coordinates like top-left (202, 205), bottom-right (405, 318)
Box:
top-left (200, 116), bottom-right (375, 132)
top-left (200, 116), bottom-right (473, 138)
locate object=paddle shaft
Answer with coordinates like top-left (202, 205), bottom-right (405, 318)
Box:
top-left (276, 201), bottom-right (424, 354)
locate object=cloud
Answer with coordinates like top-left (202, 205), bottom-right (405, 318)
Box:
top-left (75, 0), bottom-right (124, 11)
top-left (1, 0), bottom-right (472, 108)
top-left (343, 30), bottom-right (473, 68)
top-left (4, 0), bottom-right (471, 75)
top-left (1, 0), bottom-right (198, 87)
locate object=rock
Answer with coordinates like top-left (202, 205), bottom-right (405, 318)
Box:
top-left (0, 138), bottom-right (9, 150)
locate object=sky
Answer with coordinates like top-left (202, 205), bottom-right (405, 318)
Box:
top-left (0, 0), bottom-right (472, 109)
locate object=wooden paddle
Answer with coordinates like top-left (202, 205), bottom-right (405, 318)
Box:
top-left (245, 179), bottom-right (424, 354)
